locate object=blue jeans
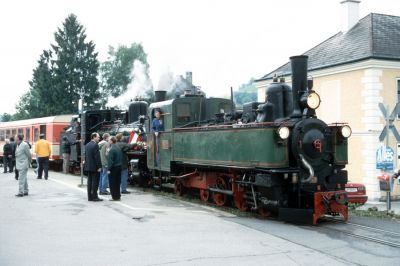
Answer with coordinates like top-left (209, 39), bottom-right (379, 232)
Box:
top-left (120, 169), bottom-right (128, 192)
top-left (99, 167), bottom-right (109, 193)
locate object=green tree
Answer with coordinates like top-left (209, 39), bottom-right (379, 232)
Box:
top-left (14, 14), bottom-right (100, 118)
top-left (0, 113), bottom-right (12, 122)
top-left (100, 43), bottom-right (150, 98)
top-left (52, 14), bottom-right (100, 113)
top-left (14, 50), bottom-right (53, 119)
top-left (234, 78), bottom-right (257, 106)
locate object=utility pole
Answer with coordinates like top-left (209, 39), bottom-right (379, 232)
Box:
top-left (385, 105), bottom-right (391, 211)
top-left (78, 88), bottom-right (85, 188)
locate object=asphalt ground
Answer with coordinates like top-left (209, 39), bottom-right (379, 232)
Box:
top-left (0, 170), bottom-right (399, 266)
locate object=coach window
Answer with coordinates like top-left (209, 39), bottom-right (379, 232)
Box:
top-left (34, 128), bottom-right (39, 142)
top-left (12, 129), bottom-right (16, 138)
top-left (6, 129), bottom-right (10, 138)
top-left (0, 130), bottom-right (4, 141)
top-left (18, 128), bottom-right (23, 136)
top-left (26, 128), bottom-right (31, 141)
top-left (40, 125), bottom-right (46, 138)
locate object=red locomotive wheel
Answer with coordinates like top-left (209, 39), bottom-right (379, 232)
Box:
top-left (212, 177), bottom-right (228, 206)
top-left (199, 189), bottom-right (210, 202)
top-left (258, 207), bottom-right (271, 218)
top-left (174, 180), bottom-right (184, 196)
top-left (234, 198), bottom-right (248, 212)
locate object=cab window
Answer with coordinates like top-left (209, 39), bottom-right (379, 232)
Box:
top-left (176, 103), bottom-right (191, 124)
top-left (218, 103), bottom-right (232, 114)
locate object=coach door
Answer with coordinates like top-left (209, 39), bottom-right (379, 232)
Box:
top-left (32, 126), bottom-right (40, 159)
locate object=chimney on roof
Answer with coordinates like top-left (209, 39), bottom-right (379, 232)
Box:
top-left (341, 0), bottom-right (360, 32)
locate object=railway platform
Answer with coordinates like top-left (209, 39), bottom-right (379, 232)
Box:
top-left (1, 169), bottom-right (399, 266)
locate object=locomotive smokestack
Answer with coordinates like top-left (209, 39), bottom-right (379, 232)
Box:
top-left (185, 72), bottom-right (192, 85)
top-left (154, 90), bottom-right (167, 102)
top-left (290, 55), bottom-right (308, 118)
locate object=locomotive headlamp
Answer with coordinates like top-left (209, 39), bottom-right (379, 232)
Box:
top-left (277, 126), bottom-right (290, 139)
top-left (340, 125), bottom-right (352, 138)
top-left (306, 92), bottom-right (321, 109)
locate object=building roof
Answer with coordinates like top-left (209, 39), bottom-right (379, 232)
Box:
top-left (257, 13), bottom-right (400, 81)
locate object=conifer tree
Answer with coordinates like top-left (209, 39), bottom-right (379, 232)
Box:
top-left (15, 14), bottom-right (100, 119)
top-left (52, 14), bottom-right (100, 113)
top-left (14, 50), bottom-right (53, 119)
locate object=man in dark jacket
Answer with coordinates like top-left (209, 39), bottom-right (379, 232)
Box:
top-left (107, 136), bottom-right (123, 201)
top-left (83, 132), bottom-right (102, 202)
top-left (9, 136), bottom-right (17, 179)
top-left (3, 139), bottom-right (12, 173)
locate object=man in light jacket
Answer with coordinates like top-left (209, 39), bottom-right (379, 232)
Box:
top-left (99, 133), bottom-right (110, 195)
top-left (15, 134), bottom-right (32, 197)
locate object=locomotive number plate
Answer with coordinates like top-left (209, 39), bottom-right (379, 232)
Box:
top-left (161, 140), bottom-right (169, 149)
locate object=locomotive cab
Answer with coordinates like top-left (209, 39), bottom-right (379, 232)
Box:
top-left (147, 96), bottom-right (234, 172)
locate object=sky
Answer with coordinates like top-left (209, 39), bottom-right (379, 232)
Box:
top-left (0, 0), bottom-right (399, 114)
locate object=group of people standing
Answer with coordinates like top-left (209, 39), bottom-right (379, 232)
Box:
top-left (5, 112), bottom-right (163, 200)
top-left (84, 132), bottom-right (135, 202)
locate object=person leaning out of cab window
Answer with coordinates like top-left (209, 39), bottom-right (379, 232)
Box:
top-left (152, 110), bottom-right (164, 136)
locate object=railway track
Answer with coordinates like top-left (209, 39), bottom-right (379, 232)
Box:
top-left (320, 218), bottom-right (400, 248)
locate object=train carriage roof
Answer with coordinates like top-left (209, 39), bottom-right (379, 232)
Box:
top-left (0, 115), bottom-right (73, 128)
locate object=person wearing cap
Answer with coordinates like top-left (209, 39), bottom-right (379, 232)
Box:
top-left (34, 133), bottom-right (51, 180)
top-left (152, 110), bottom-right (164, 166)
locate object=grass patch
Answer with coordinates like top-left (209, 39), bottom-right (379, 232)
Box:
top-left (348, 203), bottom-right (400, 220)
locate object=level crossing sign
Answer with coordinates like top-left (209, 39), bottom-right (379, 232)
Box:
top-left (378, 103), bottom-right (400, 142)
top-left (376, 145), bottom-right (394, 170)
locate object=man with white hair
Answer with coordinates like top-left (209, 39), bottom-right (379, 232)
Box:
top-left (15, 134), bottom-right (32, 197)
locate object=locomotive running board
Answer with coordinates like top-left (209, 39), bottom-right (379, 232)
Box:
top-left (170, 170), bottom-right (199, 179)
top-left (278, 208), bottom-right (314, 224)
